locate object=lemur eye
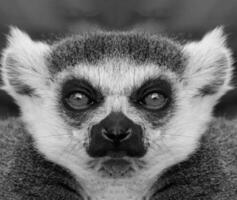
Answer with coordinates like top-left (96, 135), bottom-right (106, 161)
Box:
top-left (141, 92), bottom-right (168, 110)
top-left (65, 92), bottom-right (93, 110)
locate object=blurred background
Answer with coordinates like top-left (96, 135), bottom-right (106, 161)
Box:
top-left (0, 0), bottom-right (237, 118)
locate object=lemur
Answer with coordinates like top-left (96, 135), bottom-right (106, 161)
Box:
top-left (0, 27), bottom-right (237, 200)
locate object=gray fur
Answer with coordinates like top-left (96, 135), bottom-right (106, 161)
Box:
top-left (151, 118), bottom-right (237, 199)
top-left (0, 118), bottom-right (236, 200)
top-left (48, 33), bottom-right (185, 75)
top-left (0, 119), bottom-right (83, 200)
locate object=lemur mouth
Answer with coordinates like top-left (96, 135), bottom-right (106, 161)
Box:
top-left (87, 157), bottom-right (146, 178)
top-left (99, 159), bottom-right (135, 178)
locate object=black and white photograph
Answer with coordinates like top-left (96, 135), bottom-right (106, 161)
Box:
top-left (0, 0), bottom-right (237, 199)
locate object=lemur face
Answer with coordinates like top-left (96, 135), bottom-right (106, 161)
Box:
top-left (1, 28), bottom-right (233, 196)
top-left (56, 59), bottom-right (176, 178)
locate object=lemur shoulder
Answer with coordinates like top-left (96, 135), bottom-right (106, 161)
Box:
top-left (0, 27), bottom-right (237, 200)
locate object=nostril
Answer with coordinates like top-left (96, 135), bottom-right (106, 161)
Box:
top-left (120, 128), bottom-right (132, 142)
top-left (101, 128), bottom-right (113, 142)
top-left (101, 128), bottom-right (132, 143)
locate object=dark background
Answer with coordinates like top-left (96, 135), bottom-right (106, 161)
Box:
top-left (0, 0), bottom-right (237, 118)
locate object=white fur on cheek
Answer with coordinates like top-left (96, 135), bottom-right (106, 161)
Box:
top-left (140, 89), bottom-right (215, 183)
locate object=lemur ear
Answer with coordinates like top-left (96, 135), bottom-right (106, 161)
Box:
top-left (1, 27), bottom-right (51, 97)
top-left (182, 27), bottom-right (233, 98)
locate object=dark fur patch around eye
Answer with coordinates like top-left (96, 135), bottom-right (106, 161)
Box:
top-left (48, 33), bottom-right (186, 76)
top-left (130, 78), bottom-right (172, 101)
top-left (61, 78), bottom-right (103, 101)
top-left (130, 78), bottom-right (175, 127)
top-left (58, 78), bottom-right (104, 128)
top-left (134, 94), bottom-right (176, 127)
top-left (142, 108), bottom-right (175, 127)
top-left (59, 107), bottom-right (92, 128)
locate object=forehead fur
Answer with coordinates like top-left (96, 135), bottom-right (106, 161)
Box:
top-left (57, 60), bottom-right (177, 97)
top-left (48, 32), bottom-right (185, 75)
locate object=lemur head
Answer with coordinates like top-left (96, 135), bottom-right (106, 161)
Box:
top-left (1, 27), bottom-right (233, 190)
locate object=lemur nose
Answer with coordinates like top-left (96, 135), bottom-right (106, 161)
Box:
top-left (101, 128), bottom-right (132, 143)
top-left (87, 112), bottom-right (146, 158)
top-left (100, 113), bottom-right (133, 143)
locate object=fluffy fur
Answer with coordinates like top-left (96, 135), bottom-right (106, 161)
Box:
top-left (0, 118), bottom-right (237, 199)
top-left (0, 27), bottom-right (236, 199)
top-left (0, 118), bottom-right (83, 200)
